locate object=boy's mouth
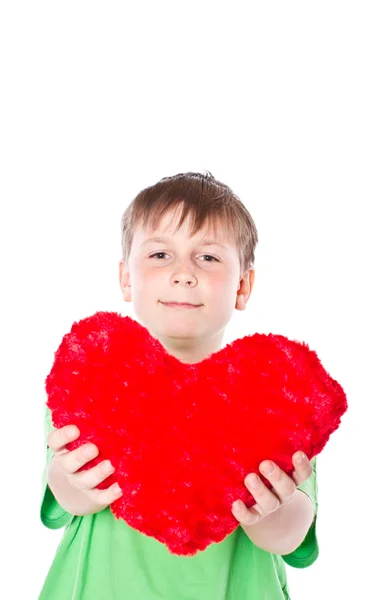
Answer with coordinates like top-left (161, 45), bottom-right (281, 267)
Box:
top-left (160, 301), bottom-right (202, 309)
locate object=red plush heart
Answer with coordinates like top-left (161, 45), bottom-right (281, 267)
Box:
top-left (46, 311), bottom-right (347, 556)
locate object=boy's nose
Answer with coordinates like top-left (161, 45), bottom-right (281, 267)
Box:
top-left (173, 278), bottom-right (194, 286)
top-left (172, 272), bottom-right (197, 286)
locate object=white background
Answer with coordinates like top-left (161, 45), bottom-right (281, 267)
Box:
top-left (1, 2), bottom-right (386, 599)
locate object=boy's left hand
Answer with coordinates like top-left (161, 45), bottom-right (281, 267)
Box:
top-left (231, 451), bottom-right (313, 526)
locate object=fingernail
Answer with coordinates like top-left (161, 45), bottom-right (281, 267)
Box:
top-left (103, 461), bottom-right (114, 474)
top-left (297, 453), bottom-right (306, 463)
top-left (113, 484), bottom-right (122, 495)
top-left (67, 426), bottom-right (78, 438)
top-left (84, 445), bottom-right (97, 458)
top-left (261, 462), bottom-right (274, 476)
top-left (247, 474), bottom-right (259, 489)
top-left (233, 500), bottom-right (243, 510)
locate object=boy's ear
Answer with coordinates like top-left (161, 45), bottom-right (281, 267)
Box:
top-left (235, 268), bottom-right (255, 312)
top-left (119, 260), bottom-right (132, 303)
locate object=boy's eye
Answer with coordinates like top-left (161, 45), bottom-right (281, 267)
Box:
top-left (149, 252), bottom-right (219, 262)
top-left (200, 255), bottom-right (219, 262)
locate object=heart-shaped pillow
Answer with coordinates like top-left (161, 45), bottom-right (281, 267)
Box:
top-left (46, 311), bottom-right (347, 556)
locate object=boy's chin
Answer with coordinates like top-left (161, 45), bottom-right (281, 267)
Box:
top-left (158, 326), bottom-right (202, 340)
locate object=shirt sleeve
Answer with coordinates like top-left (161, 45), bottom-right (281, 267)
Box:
top-left (281, 456), bottom-right (319, 569)
top-left (40, 405), bottom-right (74, 529)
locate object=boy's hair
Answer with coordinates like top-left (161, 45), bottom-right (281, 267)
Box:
top-left (121, 171), bottom-right (258, 276)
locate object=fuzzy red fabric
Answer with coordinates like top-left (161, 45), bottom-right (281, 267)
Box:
top-left (46, 311), bottom-right (347, 556)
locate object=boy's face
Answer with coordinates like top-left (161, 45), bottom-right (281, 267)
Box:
top-left (119, 205), bottom-right (254, 363)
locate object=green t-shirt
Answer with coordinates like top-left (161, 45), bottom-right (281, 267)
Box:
top-left (39, 408), bottom-right (319, 600)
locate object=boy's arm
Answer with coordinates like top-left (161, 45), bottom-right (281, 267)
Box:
top-left (281, 457), bottom-right (318, 567)
top-left (40, 405), bottom-right (74, 528)
top-left (235, 454), bottom-right (318, 559)
top-left (41, 406), bottom-right (122, 526)
top-left (240, 487), bottom-right (315, 555)
top-left (46, 456), bottom-right (111, 517)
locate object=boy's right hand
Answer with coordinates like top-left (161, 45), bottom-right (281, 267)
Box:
top-left (47, 424), bottom-right (123, 514)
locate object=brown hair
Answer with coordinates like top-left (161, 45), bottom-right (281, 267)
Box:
top-left (120, 171), bottom-right (258, 275)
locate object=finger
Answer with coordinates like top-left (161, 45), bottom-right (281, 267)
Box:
top-left (87, 482), bottom-right (123, 507)
top-left (258, 462), bottom-right (297, 505)
top-left (232, 499), bottom-right (262, 526)
top-left (47, 425), bottom-right (80, 453)
top-left (70, 460), bottom-right (115, 491)
top-left (244, 472), bottom-right (282, 514)
top-left (292, 452), bottom-right (313, 486)
top-left (60, 443), bottom-right (99, 475)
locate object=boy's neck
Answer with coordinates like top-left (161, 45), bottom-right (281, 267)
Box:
top-left (156, 330), bottom-right (226, 365)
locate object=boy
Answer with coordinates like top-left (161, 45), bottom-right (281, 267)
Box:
top-left (39, 171), bottom-right (318, 599)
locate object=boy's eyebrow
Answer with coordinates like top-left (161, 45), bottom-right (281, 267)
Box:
top-left (140, 236), bottom-right (230, 249)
